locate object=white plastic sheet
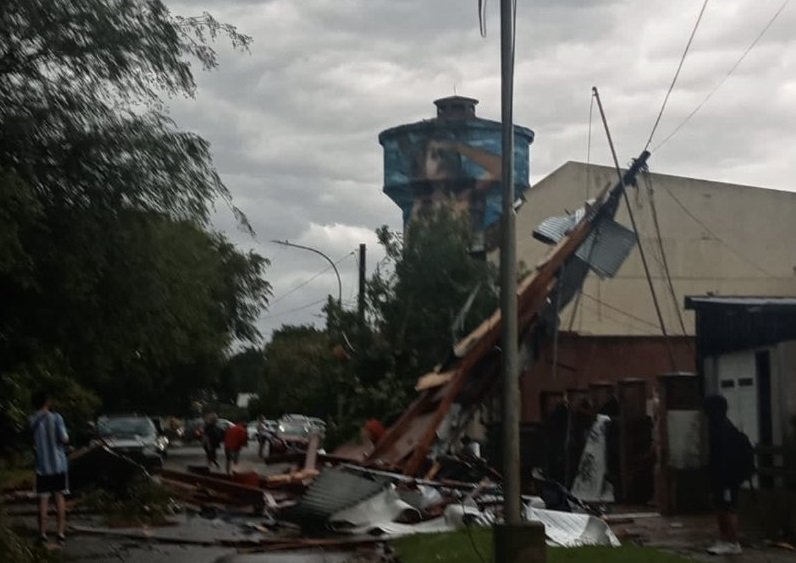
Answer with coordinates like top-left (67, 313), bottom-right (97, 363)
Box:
top-left (525, 507), bottom-right (621, 547)
top-left (570, 414), bottom-right (615, 502)
top-left (329, 486), bottom-right (420, 527)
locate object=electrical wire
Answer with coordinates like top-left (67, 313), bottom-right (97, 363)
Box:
top-left (262, 298), bottom-right (328, 320)
top-left (653, 0), bottom-right (792, 151)
top-left (268, 251), bottom-right (354, 308)
top-left (642, 171), bottom-right (691, 342)
top-left (645, 0), bottom-right (711, 151)
top-left (578, 293), bottom-right (663, 334)
top-left (593, 87), bottom-right (678, 370)
top-left (658, 183), bottom-right (774, 277)
top-left (566, 91), bottom-right (597, 332)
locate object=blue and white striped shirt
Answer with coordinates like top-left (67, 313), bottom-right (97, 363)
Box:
top-left (29, 410), bottom-right (69, 475)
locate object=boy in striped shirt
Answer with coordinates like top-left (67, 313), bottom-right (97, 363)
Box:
top-left (29, 390), bottom-right (70, 546)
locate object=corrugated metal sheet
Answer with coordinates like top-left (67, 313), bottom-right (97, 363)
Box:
top-left (575, 218), bottom-right (636, 278)
top-left (533, 209), bottom-right (585, 244)
top-left (533, 208), bottom-right (636, 279)
top-left (284, 466), bottom-right (391, 523)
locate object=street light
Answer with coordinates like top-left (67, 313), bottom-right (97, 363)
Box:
top-left (271, 240), bottom-right (343, 304)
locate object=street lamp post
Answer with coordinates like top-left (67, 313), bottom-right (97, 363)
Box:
top-left (271, 240), bottom-right (343, 305)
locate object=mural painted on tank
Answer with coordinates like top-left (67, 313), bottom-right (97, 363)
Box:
top-left (381, 126), bottom-right (531, 251)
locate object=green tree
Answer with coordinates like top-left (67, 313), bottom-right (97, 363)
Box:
top-left (252, 210), bottom-right (498, 447)
top-left (369, 208), bottom-right (498, 390)
top-left (0, 0), bottom-right (271, 449)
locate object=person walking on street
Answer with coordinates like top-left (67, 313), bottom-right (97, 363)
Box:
top-left (224, 420), bottom-right (248, 474)
top-left (29, 390), bottom-right (70, 547)
top-left (256, 416), bottom-right (269, 459)
top-left (202, 413), bottom-right (223, 469)
top-left (705, 394), bottom-right (754, 556)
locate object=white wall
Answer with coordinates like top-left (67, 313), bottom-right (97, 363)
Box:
top-left (514, 162), bottom-right (796, 336)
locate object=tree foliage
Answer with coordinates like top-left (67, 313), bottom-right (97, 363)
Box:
top-left (0, 0), bottom-right (270, 452)
top-left (369, 208), bottom-right (498, 386)
top-left (250, 210), bottom-right (498, 445)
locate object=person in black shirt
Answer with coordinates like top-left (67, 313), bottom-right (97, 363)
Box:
top-left (704, 394), bottom-right (743, 556)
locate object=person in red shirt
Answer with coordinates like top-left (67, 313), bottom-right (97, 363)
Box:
top-left (224, 421), bottom-right (248, 474)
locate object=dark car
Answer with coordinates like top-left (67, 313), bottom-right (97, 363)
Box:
top-left (96, 415), bottom-right (168, 470)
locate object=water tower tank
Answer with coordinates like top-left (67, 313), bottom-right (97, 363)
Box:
top-left (378, 96), bottom-right (534, 251)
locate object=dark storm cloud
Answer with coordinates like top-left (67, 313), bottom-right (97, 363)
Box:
top-left (164, 0), bottom-right (796, 338)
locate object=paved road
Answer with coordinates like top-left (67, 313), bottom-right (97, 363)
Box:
top-left (164, 442), bottom-right (267, 473)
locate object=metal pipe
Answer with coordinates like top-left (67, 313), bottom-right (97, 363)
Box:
top-left (500, 0), bottom-right (521, 527)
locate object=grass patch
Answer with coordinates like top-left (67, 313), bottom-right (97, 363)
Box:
top-left (392, 529), bottom-right (692, 563)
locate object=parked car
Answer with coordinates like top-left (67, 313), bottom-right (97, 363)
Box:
top-left (263, 415), bottom-right (325, 455)
top-left (95, 415), bottom-right (168, 470)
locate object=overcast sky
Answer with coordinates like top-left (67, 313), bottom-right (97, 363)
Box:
top-left (165, 0), bottom-right (796, 342)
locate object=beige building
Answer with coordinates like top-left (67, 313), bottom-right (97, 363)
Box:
top-left (516, 162), bottom-right (796, 337)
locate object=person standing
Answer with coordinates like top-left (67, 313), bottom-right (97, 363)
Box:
top-left (224, 420), bottom-right (248, 474)
top-left (705, 394), bottom-right (753, 556)
top-left (202, 413), bottom-right (222, 469)
top-left (256, 416), bottom-right (269, 459)
top-left (29, 390), bottom-right (70, 546)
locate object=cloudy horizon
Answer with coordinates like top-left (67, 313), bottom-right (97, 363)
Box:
top-left (164, 0), bottom-right (796, 342)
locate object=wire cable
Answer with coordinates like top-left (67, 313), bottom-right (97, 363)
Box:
top-left (653, 0), bottom-right (792, 151)
top-left (268, 251), bottom-right (354, 308)
top-left (593, 87), bottom-right (678, 370)
top-left (262, 298), bottom-right (328, 320)
top-left (645, 0), bottom-right (711, 151)
top-left (567, 91), bottom-right (597, 332)
top-left (643, 172), bottom-right (690, 336)
top-left (578, 293), bottom-right (663, 333)
top-left (658, 183), bottom-right (774, 277)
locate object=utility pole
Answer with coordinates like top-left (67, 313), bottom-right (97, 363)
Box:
top-left (358, 243), bottom-right (366, 325)
top-left (495, 0), bottom-right (546, 561)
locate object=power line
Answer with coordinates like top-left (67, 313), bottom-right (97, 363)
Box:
top-left (577, 293), bottom-right (662, 335)
top-left (262, 298), bottom-right (328, 321)
top-left (653, 0), bottom-right (792, 151)
top-left (568, 91), bottom-right (597, 332)
top-left (643, 172), bottom-right (691, 342)
top-left (593, 87), bottom-right (677, 370)
top-left (645, 0), bottom-right (711, 151)
top-left (268, 251), bottom-right (354, 307)
top-left (658, 183), bottom-right (774, 277)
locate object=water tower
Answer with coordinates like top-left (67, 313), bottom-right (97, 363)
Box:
top-left (378, 96), bottom-right (534, 251)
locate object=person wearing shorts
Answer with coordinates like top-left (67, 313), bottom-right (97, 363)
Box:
top-left (29, 390), bottom-right (70, 546)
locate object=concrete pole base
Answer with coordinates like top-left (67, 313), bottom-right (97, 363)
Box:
top-left (493, 521), bottom-right (546, 563)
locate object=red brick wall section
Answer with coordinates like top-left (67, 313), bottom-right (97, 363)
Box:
top-left (520, 333), bottom-right (695, 422)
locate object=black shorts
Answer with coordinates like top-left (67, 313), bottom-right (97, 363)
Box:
top-left (36, 472), bottom-right (68, 497)
top-left (225, 449), bottom-right (240, 463)
top-left (713, 484), bottom-right (739, 511)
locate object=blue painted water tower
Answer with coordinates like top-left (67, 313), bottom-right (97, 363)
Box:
top-left (378, 96), bottom-right (534, 251)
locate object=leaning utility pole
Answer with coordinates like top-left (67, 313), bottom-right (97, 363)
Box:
top-left (495, 0), bottom-right (546, 560)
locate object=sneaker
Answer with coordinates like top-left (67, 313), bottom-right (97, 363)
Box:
top-left (707, 542), bottom-right (742, 555)
top-left (37, 534), bottom-right (48, 545)
top-left (56, 534), bottom-right (66, 547)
